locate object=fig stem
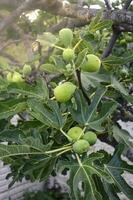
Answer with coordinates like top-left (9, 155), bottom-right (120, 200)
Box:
top-left (60, 128), bottom-right (72, 141)
top-left (53, 45), bottom-right (64, 50)
top-left (76, 153), bottom-right (82, 167)
top-left (73, 39), bottom-right (83, 51)
top-left (45, 145), bottom-right (71, 154)
top-left (77, 126), bottom-right (86, 140)
top-left (56, 147), bottom-right (72, 156)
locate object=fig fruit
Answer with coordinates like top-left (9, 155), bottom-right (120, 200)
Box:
top-left (63, 48), bottom-right (75, 62)
top-left (59, 28), bottom-right (73, 47)
top-left (83, 131), bottom-right (97, 145)
top-left (23, 64), bottom-right (32, 76)
top-left (12, 72), bottom-right (24, 83)
top-left (73, 139), bottom-right (90, 154)
top-left (81, 54), bottom-right (101, 72)
top-left (54, 82), bottom-right (76, 102)
top-left (67, 127), bottom-right (83, 142)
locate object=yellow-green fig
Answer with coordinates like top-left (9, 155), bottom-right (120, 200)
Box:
top-left (63, 48), bottom-right (75, 62)
top-left (83, 131), bottom-right (97, 145)
top-left (23, 64), bottom-right (32, 76)
top-left (54, 82), bottom-right (76, 102)
top-left (67, 127), bottom-right (83, 142)
top-left (59, 28), bottom-right (73, 47)
top-left (81, 54), bottom-right (101, 72)
top-left (73, 139), bottom-right (90, 154)
top-left (12, 72), bottom-right (24, 83)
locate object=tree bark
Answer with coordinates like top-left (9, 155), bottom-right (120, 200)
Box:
top-left (0, 0), bottom-right (133, 32)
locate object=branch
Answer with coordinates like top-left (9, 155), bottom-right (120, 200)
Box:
top-left (0, 39), bottom-right (21, 52)
top-left (0, 51), bottom-right (22, 66)
top-left (0, 0), bottom-right (133, 33)
top-left (102, 26), bottom-right (121, 59)
top-left (123, 0), bottom-right (133, 10)
top-left (104, 0), bottom-right (112, 10)
top-left (0, 0), bottom-right (34, 32)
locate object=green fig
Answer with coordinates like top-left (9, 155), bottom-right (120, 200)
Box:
top-left (54, 82), bottom-right (76, 102)
top-left (73, 139), bottom-right (90, 154)
top-left (67, 127), bottom-right (83, 142)
top-left (83, 131), bottom-right (97, 145)
top-left (23, 64), bottom-right (32, 76)
top-left (59, 28), bottom-right (73, 47)
top-left (63, 48), bottom-right (75, 62)
top-left (81, 54), bottom-right (101, 72)
top-left (12, 72), bottom-right (24, 83)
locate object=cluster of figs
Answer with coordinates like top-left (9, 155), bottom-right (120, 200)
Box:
top-left (68, 127), bottom-right (97, 154)
top-left (54, 28), bottom-right (100, 154)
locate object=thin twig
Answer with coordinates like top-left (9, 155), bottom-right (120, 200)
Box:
top-left (102, 28), bottom-right (121, 59)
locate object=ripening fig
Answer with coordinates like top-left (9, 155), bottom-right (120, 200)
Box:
top-left (67, 127), bottom-right (83, 142)
top-left (12, 72), bottom-right (24, 83)
top-left (23, 64), bottom-right (32, 76)
top-left (54, 82), bottom-right (76, 102)
top-left (73, 139), bottom-right (90, 154)
top-left (63, 48), bottom-right (75, 62)
top-left (59, 28), bottom-right (73, 47)
top-left (83, 131), bottom-right (97, 145)
top-left (81, 54), bottom-right (101, 72)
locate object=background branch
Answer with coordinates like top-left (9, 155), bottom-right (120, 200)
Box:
top-left (102, 26), bottom-right (121, 59)
top-left (104, 0), bottom-right (112, 10)
top-left (0, 0), bottom-right (34, 32)
top-left (123, 0), bottom-right (133, 10)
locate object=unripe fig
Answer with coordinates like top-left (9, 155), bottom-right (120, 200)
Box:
top-left (54, 82), bottom-right (76, 102)
top-left (73, 139), bottom-right (90, 154)
top-left (12, 72), bottom-right (24, 83)
top-left (59, 28), bottom-right (73, 47)
top-left (67, 127), bottom-right (83, 142)
top-left (7, 72), bottom-right (13, 82)
top-left (81, 54), bottom-right (101, 72)
top-left (63, 48), bottom-right (75, 62)
top-left (83, 131), bottom-right (97, 145)
top-left (23, 64), bottom-right (32, 76)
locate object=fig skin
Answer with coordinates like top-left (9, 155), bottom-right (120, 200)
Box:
top-left (12, 72), bottom-right (24, 83)
top-left (54, 82), bottom-right (76, 102)
top-left (67, 127), bottom-right (83, 142)
top-left (73, 139), bottom-right (90, 154)
top-left (63, 48), bottom-right (75, 62)
top-left (83, 131), bottom-right (97, 145)
top-left (81, 54), bottom-right (101, 72)
top-left (23, 64), bottom-right (32, 76)
top-left (59, 28), bottom-right (73, 47)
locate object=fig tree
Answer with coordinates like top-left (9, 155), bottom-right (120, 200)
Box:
top-left (83, 131), bottom-right (97, 145)
top-left (67, 127), bottom-right (83, 142)
top-left (63, 48), bottom-right (75, 62)
top-left (73, 139), bottom-right (90, 154)
top-left (59, 28), bottom-right (73, 47)
top-left (81, 54), bottom-right (101, 72)
top-left (54, 82), bottom-right (76, 102)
